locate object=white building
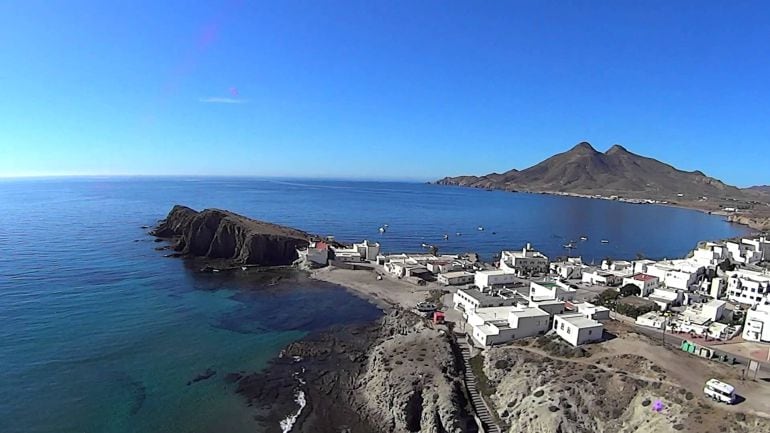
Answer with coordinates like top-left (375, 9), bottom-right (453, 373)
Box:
top-left (702, 299), bottom-right (726, 322)
top-left (635, 311), bottom-right (669, 329)
top-left (467, 306), bottom-right (550, 346)
top-left (553, 313), bottom-right (604, 346)
top-left (569, 301), bottom-right (611, 321)
top-left (601, 260), bottom-right (632, 272)
top-left (474, 270), bottom-right (517, 290)
top-left (726, 269), bottom-right (770, 305)
top-left (529, 280), bottom-right (576, 301)
top-left (621, 273), bottom-right (660, 297)
top-left (743, 303), bottom-right (770, 343)
top-left (632, 259), bottom-right (657, 275)
top-left (438, 271), bottom-right (475, 286)
top-left (550, 259), bottom-right (584, 280)
top-left (452, 288), bottom-right (521, 313)
top-left (581, 269), bottom-right (621, 286)
top-left (332, 240), bottom-right (381, 262)
top-left (726, 237), bottom-right (770, 265)
top-left (499, 243), bottom-right (549, 276)
top-left (648, 287), bottom-right (684, 311)
top-left (646, 260), bottom-right (705, 291)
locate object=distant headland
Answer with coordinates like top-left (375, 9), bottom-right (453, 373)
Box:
top-left (435, 142), bottom-right (770, 231)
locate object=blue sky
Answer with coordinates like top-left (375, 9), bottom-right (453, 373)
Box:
top-left (1, 1), bottom-right (768, 185)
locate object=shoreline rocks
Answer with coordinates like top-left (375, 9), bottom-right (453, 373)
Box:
top-left (234, 310), bottom-right (476, 433)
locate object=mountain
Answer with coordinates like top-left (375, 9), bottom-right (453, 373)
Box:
top-left (744, 185), bottom-right (770, 198)
top-left (436, 142), bottom-right (751, 202)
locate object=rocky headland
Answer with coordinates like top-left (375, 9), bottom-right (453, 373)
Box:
top-left (151, 205), bottom-right (315, 267)
top-left (233, 310), bottom-right (477, 433)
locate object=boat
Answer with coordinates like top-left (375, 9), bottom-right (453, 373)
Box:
top-left (601, 239), bottom-right (609, 244)
top-left (443, 234), bottom-right (449, 240)
top-left (478, 226), bottom-right (484, 231)
top-left (383, 224), bottom-right (389, 228)
top-left (241, 266), bottom-right (248, 271)
top-left (456, 232), bottom-right (462, 236)
top-left (580, 236), bottom-right (588, 241)
top-left (421, 243), bottom-right (429, 248)
top-left (563, 242), bottom-right (576, 249)
top-left (378, 226), bottom-right (386, 234)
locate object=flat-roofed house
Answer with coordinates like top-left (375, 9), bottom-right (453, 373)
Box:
top-left (553, 313), bottom-right (604, 346)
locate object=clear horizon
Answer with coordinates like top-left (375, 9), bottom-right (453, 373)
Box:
top-left (1, 2), bottom-right (769, 186)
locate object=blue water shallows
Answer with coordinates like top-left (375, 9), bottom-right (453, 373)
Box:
top-left (0, 178), bottom-right (747, 433)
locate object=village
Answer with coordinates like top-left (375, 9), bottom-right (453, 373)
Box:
top-left (300, 235), bottom-right (770, 353)
top-left (297, 233), bottom-right (770, 423)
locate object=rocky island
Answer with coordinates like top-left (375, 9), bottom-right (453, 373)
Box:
top-left (151, 205), bottom-right (315, 267)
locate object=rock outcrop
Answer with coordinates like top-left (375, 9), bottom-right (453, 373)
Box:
top-left (479, 345), bottom-right (770, 433)
top-left (234, 310), bottom-right (476, 433)
top-left (151, 205), bottom-right (312, 266)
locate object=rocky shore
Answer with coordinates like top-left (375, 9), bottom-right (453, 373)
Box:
top-left (233, 310), bottom-right (477, 433)
top-left (151, 205), bottom-right (315, 267)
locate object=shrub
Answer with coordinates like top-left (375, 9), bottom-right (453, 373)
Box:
top-left (619, 284), bottom-right (641, 297)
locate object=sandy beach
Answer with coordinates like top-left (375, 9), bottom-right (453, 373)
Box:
top-left (310, 266), bottom-right (438, 310)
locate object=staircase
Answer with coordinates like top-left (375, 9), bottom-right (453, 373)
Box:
top-left (457, 335), bottom-right (502, 433)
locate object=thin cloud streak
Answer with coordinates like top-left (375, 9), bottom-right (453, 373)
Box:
top-left (198, 97), bottom-right (249, 104)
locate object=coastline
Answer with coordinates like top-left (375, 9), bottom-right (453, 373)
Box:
top-left (435, 183), bottom-right (770, 232)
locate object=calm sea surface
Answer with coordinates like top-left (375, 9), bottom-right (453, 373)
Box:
top-left (0, 178), bottom-right (748, 433)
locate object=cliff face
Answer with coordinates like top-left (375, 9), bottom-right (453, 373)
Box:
top-left (151, 205), bottom-right (312, 266)
top-left (356, 311), bottom-right (473, 433)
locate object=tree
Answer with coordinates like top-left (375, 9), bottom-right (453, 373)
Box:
top-left (594, 289), bottom-right (620, 307)
top-left (619, 284), bottom-right (641, 297)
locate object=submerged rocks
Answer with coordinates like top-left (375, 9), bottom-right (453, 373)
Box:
top-left (151, 205), bottom-right (312, 267)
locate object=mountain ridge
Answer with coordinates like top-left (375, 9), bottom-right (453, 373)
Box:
top-left (436, 142), bottom-right (751, 202)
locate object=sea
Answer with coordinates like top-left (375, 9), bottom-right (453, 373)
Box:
top-left (0, 177), bottom-right (749, 433)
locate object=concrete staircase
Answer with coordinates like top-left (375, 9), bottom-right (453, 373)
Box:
top-left (457, 335), bottom-right (502, 433)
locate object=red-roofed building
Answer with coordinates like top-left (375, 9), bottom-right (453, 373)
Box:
top-left (622, 273), bottom-right (660, 296)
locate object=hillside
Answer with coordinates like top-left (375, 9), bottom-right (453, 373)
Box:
top-left (436, 142), bottom-right (753, 202)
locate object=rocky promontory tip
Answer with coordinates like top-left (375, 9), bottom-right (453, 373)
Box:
top-left (151, 205), bottom-right (313, 267)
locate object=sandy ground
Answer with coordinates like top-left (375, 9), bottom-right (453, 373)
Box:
top-left (599, 321), bottom-right (770, 418)
top-left (310, 266), bottom-right (436, 310)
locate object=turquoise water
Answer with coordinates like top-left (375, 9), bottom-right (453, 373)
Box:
top-left (0, 178), bottom-right (748, 433)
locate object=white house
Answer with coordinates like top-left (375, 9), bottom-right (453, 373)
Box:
top-left (581, 269), bottom-right (621, 286)
top-left (646, 260), bottom-right (705, 291)
top-left (743, 302), bottom-right (770, 343)
top-left (467, 306), bottom-right (550, 346)
top-left (452, 288), bottom-right (521, 313)
top-left (553, 313), bottom-right (604, 346)
top-left (648, 287), bottom-right (684, 311)
top-left (702, 299), bottom-right (726, 322)
top-left (474, 269), bottom-right (517, 290)
top-left (569, 301), bottom-right (611, 321)
top-left (529, 280), bottom-right (576, 301)
top-left (635, 311), bottom-right (669, 329)
top-left (622, 273), bottom-right (660, 297)
top-left (438, 271), bottom-right (475, 286)
top-left (632, 259), bottom-right (657, 275)
top-left (726, 237), bottom-right (770, 265)
top-left (726, 269), bottom-right (770, 305)
top-left (550, 258), bottom-right (584, 280)
top-left (601, 260), bottom-right (632, 272)
top-left (499, 244), bottom-right (549, 276)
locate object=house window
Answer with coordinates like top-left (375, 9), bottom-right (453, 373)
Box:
top-left (567, 328), bottom-right (571, 334)
top-left (588, 330), bottom-right (592, 335)
top-left (560, 323), bottom-right (564, 330)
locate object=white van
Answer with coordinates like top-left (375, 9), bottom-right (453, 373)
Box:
top-left (703, 378), bottom-right (736, 404)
